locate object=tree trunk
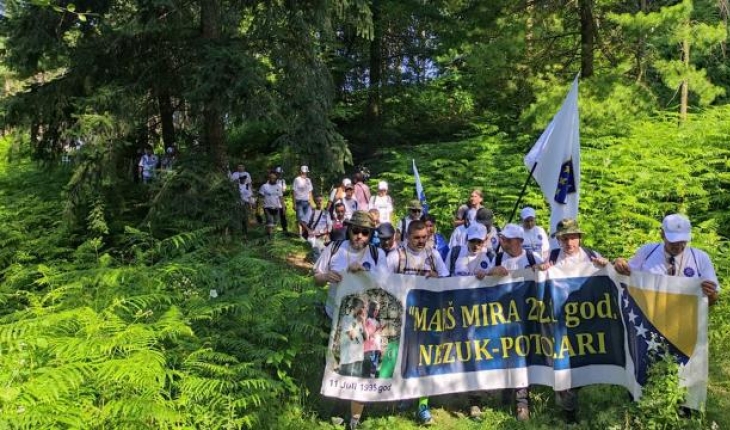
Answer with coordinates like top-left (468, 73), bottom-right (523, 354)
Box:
top-left (680, 38), bottom-right (690, 123)
top-left (367, 0), bottom-right (382, 123)
top-left (158, 90), bottom-right (176, 149)
top-left (636, 0), bottom-right (647, 81)
top-left (200, 0), bottom-right (227, 169)
top-left (579, 0), bottom-right (595, 78)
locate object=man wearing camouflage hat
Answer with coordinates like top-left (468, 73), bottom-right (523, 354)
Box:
top-left (313, 210), bottom-right (387, 430)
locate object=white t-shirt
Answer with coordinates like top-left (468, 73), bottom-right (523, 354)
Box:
top-left (314, 240), bottom-right (387, 318)
top-left (292, 176), bottom-right (313, 201)
top-left (369, 195), bottom-right (394, 223)
top-left (628, 243), bottom-right (719, 289)
top-left (341, 197), bottom-right (358, 220)
top-left (448, 225), bottom-right (499, 253)
top-left (230, 171), bottom-right (251, 188)
top-left (339, 314), bottom-right (365, 365)
top-left (276, 178), bottom-right (287, 193)
top-left (523, 226), bottom-right (550, 259)
top-left (306, 209), bottom-right (332, 236)
top-left (487, 250), bottom-right (543, 271)
top-left (445, 245), bottom-right (491, 276)
top-left (387, 246), bottom-right (449, 277)
top-left (138, 154), bottom-right (158, 178)
top-left (239, 183), bottom-right (252, 202)
top-left (258, 182), bottom-right (283, 209)
top-left (551, 248), bottom-right (601, 267)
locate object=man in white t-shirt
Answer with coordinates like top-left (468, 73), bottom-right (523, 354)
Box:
top-left (614, 213), bottom-right (719, 305)
top-left (138, 146), bottom-right (158, 184)
top-left (301, 195), bottom-right (332, 259)
top-left (449, 208), bottom-right (498, 253)
top-left (387, 219), bottom-right (448, 425)
top-left (340, 184), bottom-right (358, 220)
top-left (537, 218), bottom-right (608, 424)
top-left (313, 210), bottom-right (387, 430)
top-left (230, 163), bottom-right (252, 189)
top-left (274, 166), bottom-right (289, 233)
top-left (453, 189), bottom-right (484, 228)
top-left (520, 207), bottom-right (550, 259)
top-left (292, 165), bottom-right (314, 231)
top-left (369, 181), bottom-right (394, 223)
top-left (482, 223), bottom-right (542, 421)
top-left (445, 223), bottom-right (491, 278)
top-left (258, 171), bottom-right (284, 239)
top-left (397, 200), bottom-right (424, 244)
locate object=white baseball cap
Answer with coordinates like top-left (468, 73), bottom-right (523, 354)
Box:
top-left (500, 224), bottom-right (524, 240)
top-left (378, 181), bottom-right (388, 190)
top-left (662, 214), bottom-right (691, 242)
top-left (300, 165), bottom-right (309, 172)
top-left (466, 223), bottom-right (487, 241)
top-left (342, 178), bottom-right (352, 187)
top-left (520, 207), bottom-right (536, 220)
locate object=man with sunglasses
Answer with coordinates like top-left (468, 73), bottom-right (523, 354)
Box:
top-left (314, 210), bottom-right (387, 430)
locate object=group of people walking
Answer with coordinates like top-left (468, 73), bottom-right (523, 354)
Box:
top-left (311, 185), bottom-right (720, 428)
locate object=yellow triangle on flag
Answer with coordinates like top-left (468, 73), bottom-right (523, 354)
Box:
top-left (627, 286), bottom-right (697, 357)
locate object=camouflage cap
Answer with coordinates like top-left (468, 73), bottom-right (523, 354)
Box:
top-left (554, 218), bottom-right (583, 237)
top-left (345, 210), bottom-right (376, 229)
top-left (408, 199), bottom-right (423, 210)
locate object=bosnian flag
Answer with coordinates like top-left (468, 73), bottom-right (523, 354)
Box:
top-left (524, 76), bottom-right (580, 236)
top-left (413, 159), bottom-right (429, 215)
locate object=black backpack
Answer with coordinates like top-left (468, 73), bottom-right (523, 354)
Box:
top-left (548, 247), bottom-right (596, 264)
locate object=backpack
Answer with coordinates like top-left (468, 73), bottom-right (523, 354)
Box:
top-left (327, 240), bottom-right (380, 268)
top-left (549, 247), bottom-right (596, 265)
top-left (494, 250), bottom-right (537, 268)
top-left (395, 246), bottom-right (435, 275)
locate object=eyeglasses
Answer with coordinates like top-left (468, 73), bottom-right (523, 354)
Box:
top-left (410, 209), bottom-right (422, 213)
top-left (351, 227), bottom-right (371, 237)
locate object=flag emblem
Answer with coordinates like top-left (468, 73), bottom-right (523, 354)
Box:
top-left (554, 159), bottom-right (576, 204)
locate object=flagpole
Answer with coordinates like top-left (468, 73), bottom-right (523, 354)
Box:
top-left (506, 162), bottom-right (537, 225)
top-left (494, 162), bottom-right (536, 254)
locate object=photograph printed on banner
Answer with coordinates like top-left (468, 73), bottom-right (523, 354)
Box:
top-left (331, 289), bottom-right (403, 379)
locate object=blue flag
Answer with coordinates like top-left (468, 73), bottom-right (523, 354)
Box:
top-left (412, 159), bottom-right (429, 215)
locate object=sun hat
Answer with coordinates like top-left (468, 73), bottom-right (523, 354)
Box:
top-left (378, 181), bottom-right (388, 191)
top-left (554, 218), bottom-right (583, 237)
top-left (346, 210), bottom-right (376, 229)
top-left (408, 199), bottom-right (423, 210)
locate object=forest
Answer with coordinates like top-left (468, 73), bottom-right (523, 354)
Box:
top-left (0, 0), bottom-right (729, 428)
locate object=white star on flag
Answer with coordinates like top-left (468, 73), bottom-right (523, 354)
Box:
top-left (635, 323), bottom-right (648, 338)
top-left (646, 336), bottom-right (661, 352)
top-left (628, 310), bottom-right (637, 323)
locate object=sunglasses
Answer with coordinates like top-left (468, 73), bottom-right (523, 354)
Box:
top-left (351, 227), bottom-right (371, 237)
top-left (410, 209), bottom-right (422, 213)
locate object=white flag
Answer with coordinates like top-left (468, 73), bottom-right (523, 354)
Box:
top-left (412, 159), bottom-right (429, 214)
top-left (524, 77), bottom-right (580, 236)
